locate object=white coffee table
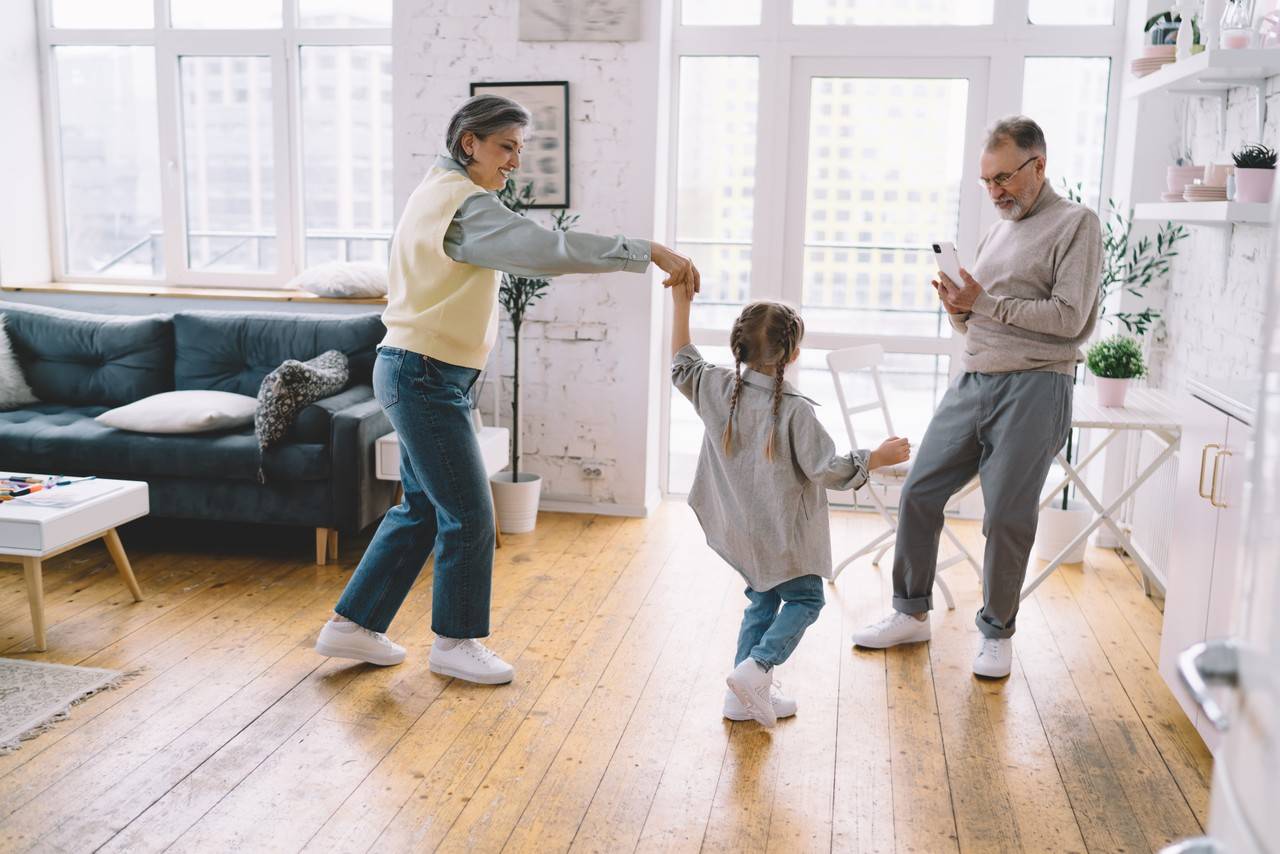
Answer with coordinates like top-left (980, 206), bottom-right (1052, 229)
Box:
top-left (0, 478), bottom-right (149, 651)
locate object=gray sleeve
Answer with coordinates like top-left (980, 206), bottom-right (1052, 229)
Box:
top-left (443, 191), bottom-right (651, 278)
top-left (790, 406), bottom-right (870, 492)
top-left (671, 343), bottom-right (727, 417)
top-left (970, 212), bottom-right (1103, 338)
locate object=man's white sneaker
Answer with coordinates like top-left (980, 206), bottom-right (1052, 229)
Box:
top-left (851, 611), bottom-right (931, 649)
top-left (973, 637), bottom-right (1013, 679)
top-left (725, 659), bottom-right (777, 728)
top-left (314, 619), bottom-right (406, 666)
top-left (428, 637), bottom-right (514, 685)
top-left (723, 684), bottom-right (797, 722)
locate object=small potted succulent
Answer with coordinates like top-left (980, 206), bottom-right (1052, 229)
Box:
top-left (1232, 143), bottom-right (1277, 203)
top-left (1086, 335), bottom-right (1147, 408)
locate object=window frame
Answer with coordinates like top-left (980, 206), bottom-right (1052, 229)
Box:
top-left (661, 0), bottom-right (1129, 497)
top-left (35, 0), bottom-right (391, 289)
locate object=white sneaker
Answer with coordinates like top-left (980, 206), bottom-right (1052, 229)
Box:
top-left (314, 619), bottom-right (406, 666)
top-left (973, 637), bottom-right (1012, 678)
top-left (723, 684), bottom-right (797, 722)
top-left (428, 637), bottom-right (515, 685)
top-left (851, 611), bottom-right (931, 649)
top-left (725, 659), bottom-right (777, 728)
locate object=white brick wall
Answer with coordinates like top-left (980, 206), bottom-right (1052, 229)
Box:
top-left (392, 1), bottom-right (667, 511)
top-left (1153, 77), bottom-right (1279, 394)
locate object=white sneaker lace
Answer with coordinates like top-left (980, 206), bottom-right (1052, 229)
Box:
top-left (359, 627), bottom-right (397, 648)
top-left (458, 638), bottom-right (499, 663)
top-left (979, 638), bottom-right (1003, 659)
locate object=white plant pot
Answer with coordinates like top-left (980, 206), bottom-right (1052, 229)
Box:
top-left (1094, 376), bottom-right (1131, 407)
top-left (1234, 167), bottom-right (1275, 203)
top-left (491, 471), bottom-right (541, 534)
top-left (1034, 499), bottom-right (1093, 564)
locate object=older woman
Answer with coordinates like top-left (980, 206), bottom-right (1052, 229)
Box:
top-left (314, 94), bottom-right (698, 684)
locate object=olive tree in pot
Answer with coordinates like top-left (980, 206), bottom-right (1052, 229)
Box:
top-left (1232, 143), bottom-right (1277, 203)
top-left (488, 179), bottom-right (579, 534)
top-left (1087, 334), bottom-right (1147, 408)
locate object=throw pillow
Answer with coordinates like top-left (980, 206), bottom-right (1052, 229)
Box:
top-left (0, 314), bottom-right (38, 411)
top-left (255, 350), bottom-right (349, 454)
top-left (96, 390), bottom-right (259, 433)
top-left (288, 262), bottom-right (388, 299)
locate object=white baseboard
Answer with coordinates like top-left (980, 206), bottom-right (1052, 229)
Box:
top-left (538, 498), bottom-right (651, 518)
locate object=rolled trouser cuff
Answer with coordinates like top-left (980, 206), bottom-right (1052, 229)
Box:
top-left (893, 594), bottom-right (932, 615)
top-left (975, 610), bottom-right (1016, 639)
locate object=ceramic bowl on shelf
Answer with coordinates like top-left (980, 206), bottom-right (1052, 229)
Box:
top-left (1167, 164), bottom-right (1204, 192)
top-left (1160, 191), bottom-right (1187, 202)
top-left (1141, 44), bottom-right (1178, 58)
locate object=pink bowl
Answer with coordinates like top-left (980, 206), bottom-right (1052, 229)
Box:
top-left (1167, 165), bottom-right (1203, 193)
top-left (1143, 45), bottom-right (1177, 58)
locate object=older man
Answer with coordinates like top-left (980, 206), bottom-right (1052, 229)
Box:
top-left (852, 116), bottom-right (1103, 678)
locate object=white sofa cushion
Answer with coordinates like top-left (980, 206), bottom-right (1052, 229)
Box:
top-left (96, 390), bottom-right (259, 434)
top-left (288, 262), bottom-right (388, 299)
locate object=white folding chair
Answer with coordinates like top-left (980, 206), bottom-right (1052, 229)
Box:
top-left (826, 345), bottom-right (983, 610)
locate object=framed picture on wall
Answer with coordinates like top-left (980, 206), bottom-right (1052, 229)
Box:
top-left (469, 80), bottom-right (570, 209)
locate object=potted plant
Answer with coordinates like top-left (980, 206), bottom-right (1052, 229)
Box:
top-left (1087, 334), bottom-right (1147, 408)
top-left (487, 179), bottom-right (578, 534)
top-left (1232, 143), bottom-right (1277, 203)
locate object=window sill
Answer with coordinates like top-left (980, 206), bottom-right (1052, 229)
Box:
top-left (0, 281), bottom-right (388, 305)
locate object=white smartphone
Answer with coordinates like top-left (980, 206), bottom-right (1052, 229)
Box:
top-left (932, 241), bottom-right (963, 286)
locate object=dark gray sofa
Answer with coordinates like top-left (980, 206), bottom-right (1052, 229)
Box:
top-left (0, 300), bottom-right (396, 563)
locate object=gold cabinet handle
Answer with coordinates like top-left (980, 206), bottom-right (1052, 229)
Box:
top-left (1198, 443), bottom-right (1220, 500)
top-left (1210, 449), bottom-right (1231, 509)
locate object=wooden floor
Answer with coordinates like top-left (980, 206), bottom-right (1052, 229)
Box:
top-left (0, 504), bottom-right (1211, 853)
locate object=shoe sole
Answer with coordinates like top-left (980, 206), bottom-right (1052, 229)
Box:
top-left (851, 630), bottom-right (931, 650)
top-left (723, 708), bottom-right (797, 722)
top-left (429, 660), bottom-right (514, 685)
top-left (972, 667), bottom-right (1011, 679)
top-left (725, 676), bottom-right (777, 728)
top-left (314, 638), bottom-right (404, 666)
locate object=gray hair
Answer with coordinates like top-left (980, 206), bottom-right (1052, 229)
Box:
top-left (984, 115), bottom-right (1047, 156)
top-left (446, 94), bottom-right (533, 165)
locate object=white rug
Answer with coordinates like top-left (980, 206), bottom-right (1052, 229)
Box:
top-left (0, 658), bottom-right (125, 753)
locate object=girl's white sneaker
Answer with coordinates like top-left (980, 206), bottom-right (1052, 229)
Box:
top-left (723, 684), bottom-right (797, 721)
top-left (314, 619), bottom-right (406, 666)
top-left (428, 637), bottom-right (515, 684)
top-left (725, 659), bottom-right (777, 728)
top-left (851, 611), bottom-right (931, 649)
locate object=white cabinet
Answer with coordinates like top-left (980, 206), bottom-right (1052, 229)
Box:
top-left (1159, 388), bottom-right (1253, 751)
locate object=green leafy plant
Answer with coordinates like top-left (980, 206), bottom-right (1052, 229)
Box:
top-left (1086, 334), bottom-right (1147, 379)
top-left (1144, 10), bottom-right (1201, 44)
top-left (1065, 183), bottom-right (1187, 337)
top-left (494, 178), bottom-right (578, 478)
top-left (1232, 143), bottom-right (1278, 170)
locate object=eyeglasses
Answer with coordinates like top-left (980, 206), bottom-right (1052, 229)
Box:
top-left (977, 156), bottom-right (1038, 190)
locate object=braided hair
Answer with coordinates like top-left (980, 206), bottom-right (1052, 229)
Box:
top-left (721, 301), bottom-right (805, 462)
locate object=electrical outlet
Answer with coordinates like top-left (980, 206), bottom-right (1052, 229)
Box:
top-left (580, 461), bottom-right (604, 479)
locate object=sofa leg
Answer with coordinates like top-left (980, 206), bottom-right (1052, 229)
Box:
top-left (327, 529), bottom-right (339, 561)
top-left (315, 528), bottom-right (329, 566)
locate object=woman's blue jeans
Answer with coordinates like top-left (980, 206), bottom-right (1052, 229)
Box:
top-left (335, 347), bottom-right (496, 637)
top-left (734, 574), bottom-right (825, 670)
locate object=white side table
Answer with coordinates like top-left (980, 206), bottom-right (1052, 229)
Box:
top-left (375, 426), bottom-right (510, 547)
top-left (0, 478), bottom-right (149, 651)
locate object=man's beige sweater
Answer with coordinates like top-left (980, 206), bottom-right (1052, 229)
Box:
top-left (951, 182), bottom-right (1103, 376)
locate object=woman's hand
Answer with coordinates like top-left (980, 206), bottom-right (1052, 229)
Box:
top-left (868, 437), bottom-right (911, 470)
top-left (651, 242), bottom-right (700, 300)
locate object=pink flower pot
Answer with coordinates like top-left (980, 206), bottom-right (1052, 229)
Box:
top-left (1235, 168), bottom-right (1276, 203)
top-left (1095, 377), bottom-right (1130, 408)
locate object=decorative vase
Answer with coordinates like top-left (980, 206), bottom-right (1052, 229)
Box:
top-left (491, 471), bottom-right (541, 534)
top-left (1235, 168), bottom-right (1276, 203)
top-left (1095, 377), bottom-right (1131, 407)
top-left (1034, 499), bottom-right (1093, 564)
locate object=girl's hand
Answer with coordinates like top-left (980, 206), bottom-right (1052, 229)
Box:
top-left (651, 242), bottom-right (701, 298)
top-left (868, 436), bottom-right (910, 470)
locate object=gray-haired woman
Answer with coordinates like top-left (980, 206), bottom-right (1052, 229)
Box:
top-left (315, 94), bottom-right (699, 684)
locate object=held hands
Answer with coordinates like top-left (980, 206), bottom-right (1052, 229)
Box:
top-left (651, 242), bottom-right (700, 302)
top-left (933, 268), bottom-right (982, 314)
top-left (867, 436), bottom-right (911, 471)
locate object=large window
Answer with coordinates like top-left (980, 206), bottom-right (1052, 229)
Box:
top-left (38, 1), bottom-right (392, 287)
top-left (665, 1), bottom-right (1125, 497)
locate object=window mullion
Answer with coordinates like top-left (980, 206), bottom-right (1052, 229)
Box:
top-left (271, 41), bottom-right (296, 283)
top-left (154, 34), bottom-right (188, 284)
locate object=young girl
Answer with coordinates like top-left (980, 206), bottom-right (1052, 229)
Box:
top-left (670, 287), bottom-right (910, 728)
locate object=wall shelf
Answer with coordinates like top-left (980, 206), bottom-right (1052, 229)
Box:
top-left (1124, 48), bottom-right (1280, 141)
top-left (1132, 201), bottom-right (1272, 225)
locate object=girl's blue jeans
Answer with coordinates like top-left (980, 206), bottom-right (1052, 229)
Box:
top-left (734, 574), bottom-right (825, 670)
